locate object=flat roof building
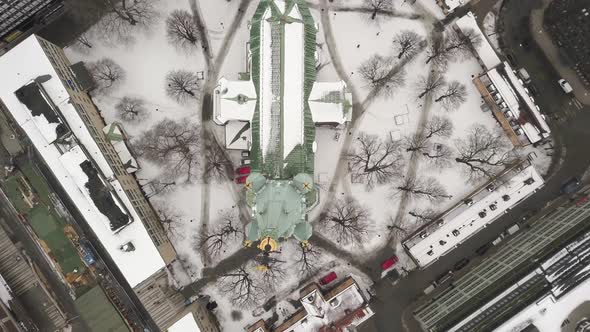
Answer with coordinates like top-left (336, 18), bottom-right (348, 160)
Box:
top-left (0, 35), bottom-right (216, 331)
top-left (404, 163), bottom-right (544, 268)
top-left (0, 0), bottom-right (63, 46)
top-left (455, 12), bottom-right (551, 146)
top-left (414, 187), bottom-right (590, 331)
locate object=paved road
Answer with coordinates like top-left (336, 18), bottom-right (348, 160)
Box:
top-left (363, 0), bottom-right (590, 331)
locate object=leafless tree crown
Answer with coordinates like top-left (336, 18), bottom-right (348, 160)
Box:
top-left (422, 143), bottom-right (453, 169)
top-left (387, 216), bottom-right (417, 242)
top-left (348, 132), bottom-right (405, 188)
top-left (426, 28), bottom-right (481, 67)
top-left (359, 55), bottom-right (406, 98)
top-left (153, 201), bottom-right (181, 235)
top-left (416, 73), bottom-right (446, 99)
top-left (97, 0), bottom-right (159, 44)
top-left (115, 96), bottom-right (149, 123)
top-left (88, 58), bottom-right (125, 93)
top-left (435, 81), bottom-right (467, 111)
top-left (320, 196), bottom-right (370, 246)
top-left (364, 0), bottom-right (393, 20)
top-left (134, 118), bottom-right (201, 182)
top-left (454, 124), bottom-right (515, 181)
top-left (199, 209), bottom-right (243, 258)
top-left (165, 70), bottom-right (200, 104)
top-left (203, 142), bottom-right (233, 183)
top-left (393, 30), bottom-right (424, 59)
top-left (425, 115), bottom-right (453, 139)
top-left (220, 265), bottom-right (266, 308)
top-left (408, 208), bottom-right (438, 224)
top-left (393, 176), bottom-right (450, 202)
top-left (295, 243), bottom-right (322, 278)
top-left (166, 9), bottom-right (200, 51)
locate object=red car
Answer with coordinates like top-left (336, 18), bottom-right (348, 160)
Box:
top-left (381, 255), bottom-right (399, 270)
top-left (319, 272), bottom-right (337, 285)
top-left (236, 166), bottom-right (251, 175)
top-left (235, 175), bottom-right (248, 184)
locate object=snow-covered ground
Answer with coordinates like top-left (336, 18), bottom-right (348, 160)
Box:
top-left (66, 0), bottom-right (558, 329)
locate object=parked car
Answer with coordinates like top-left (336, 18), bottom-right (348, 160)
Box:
top-left (241, 150), bottom-right (250, 158)
top-left (518, 68), bottom-right (531, 83)
top-left (235, 175), bottom-right (248, 184)
top-left (453, 258), bottom-right (469, 271)
top-left (561, 177), bottom-right (581, 194)
top-left (435, 271), bottom-right (453, 285)
top-left (464, 198), bottom-right (474, 206)
top-left (381, 255), bottom-right (399, 270)
top-left (386, 269), bottom-right (401, 284)
top-left (486, 183), bottom-right (496, 192)
top-left (236, 166), bottom-right (251, 175)
top-left (558, 79), bottom-right (573, 93)
top-left (476, 243), bottom-right (492, 256)
top-left (319, 271), bottom-right (337, 285)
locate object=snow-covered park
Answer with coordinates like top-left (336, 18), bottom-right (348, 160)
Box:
top-left (66, 0), bottom-right (554, 329)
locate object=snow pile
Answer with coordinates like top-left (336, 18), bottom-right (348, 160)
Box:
top-left (167, 312), bottom-right (200, 332)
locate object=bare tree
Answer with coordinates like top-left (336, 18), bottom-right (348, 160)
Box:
top-left (166, 9), bottom-right (200, 51)
top-left (424, 115), bottom-right (453, 139)
top-left (87, 58), bottom-right (125, 93)
top-left (393, 30), bottom-right (424, 59)
top-left (203, 143), bottom-right (233, 182)
top-left (220, 265), bottom-right (266, 308)
top-left (408, 208), bottom-right (438, 224)
top-left (358, 55), bottom-right (406, 97)
top-left (416, 73), bottom-right (446, 99)
top-left (454, 125), bottom-right (515, 181)
top-left (422, 143), bottom-right (453, 169)
top-left (199, 209), bottom-right (243, 258)
top-left (141, 179), bottom-right (176, 198)
top-left (70, 30), bottom-right (94, 53)
top-left (115, 96), bottom-right (149, 123)
top-left (393, 176), bottom-right (450, 202)
top-left (259, 260), bottom-right (286, 290)
top-left (348, 133), bottom-right (405, 188)
top-left (445, 28), bottom-right (482, 60)
top-left (403, 133), bottom-right (429, 153)
top-left (295, 243), bottom-right (322, 278)
top-left (425, 36), bottom-right (454, 67)
top-left (320, 197), bottom-right (370, 246)
top-left (134, 118), bottom-right (201, 182)
top-left (387, 216), bottom-right (416, 242)
top-left (97, 0), bottom-right (159, 44)
top-left (165, 70), bottom-right (200, 104)
top-left (364, 0), bottom-right (393, 20)
top-left (435, 81), bottom-right (467, 111)
top-left (153, 201), bottom-right (181, 235)
top-left (425, 29), bottom-right (481, 67)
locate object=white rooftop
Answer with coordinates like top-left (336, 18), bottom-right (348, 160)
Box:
top-left (455, 12), bottom-right (501, 70)
top-left (486, 68), bottom-right (543, 144)
top-left (224, 120), bottom-right (251, 150)
top-left (167, 312), bottom-right (200, 332)
top-left (0, 35), bottom-right (165, 287)
top-left (213, 77), bottom-right (256, 125)
top-left (405, 165), bottom-right (544, 268)
top-left (445, 0), bottom-right (470, 12)
top-left (309, 81), bottom-right (352, 124)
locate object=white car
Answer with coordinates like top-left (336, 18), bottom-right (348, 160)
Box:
top-left (558, 79), bottom-right (573, 93)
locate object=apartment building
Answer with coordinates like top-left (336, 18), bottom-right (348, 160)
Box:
top-left (0, 34), bottom-right (221, 331)
top-left (35, 36), bottom-right (176, 263)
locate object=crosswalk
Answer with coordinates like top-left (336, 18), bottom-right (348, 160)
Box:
top-left (552, 97), bottom-right (586, 122)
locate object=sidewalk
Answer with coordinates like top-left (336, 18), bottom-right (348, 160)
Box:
top-left (530, 0), bottom-right (590, 106)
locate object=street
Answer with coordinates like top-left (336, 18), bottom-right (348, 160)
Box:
top-left (363, 0), bottom-right (590, 331)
